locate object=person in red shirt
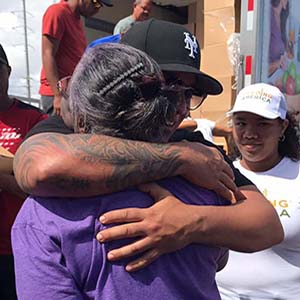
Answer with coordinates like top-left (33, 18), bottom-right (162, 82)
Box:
top-left (39, 0), bottom-right (113, 115)
top-left (0, 44), bottom-right (47, 300)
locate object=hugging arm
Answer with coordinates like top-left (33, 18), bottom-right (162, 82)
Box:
top-left (13, 133), bottom-right (237, 200)
top-left (97, 183), bottom-right (283, 272)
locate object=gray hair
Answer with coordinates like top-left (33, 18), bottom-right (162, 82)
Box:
top-left (69, 43), bottom-right (177, 142)
top-left (134, 0), bottom-right (152, 5)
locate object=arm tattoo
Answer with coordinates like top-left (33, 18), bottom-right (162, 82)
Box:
top-left (14, 133), bottom-right (182, 196)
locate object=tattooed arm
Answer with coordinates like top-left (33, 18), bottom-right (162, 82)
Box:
top-left (13, 132), bottom-right (237, 199)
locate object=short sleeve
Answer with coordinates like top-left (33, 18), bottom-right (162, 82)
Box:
top-left (42, 5), bottom-right (66, 41)
top-left (11, 223), bottom-right (84, 300)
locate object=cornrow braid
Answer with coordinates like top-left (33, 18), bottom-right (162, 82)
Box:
top-left (99, 63), bottom-right (144, 97)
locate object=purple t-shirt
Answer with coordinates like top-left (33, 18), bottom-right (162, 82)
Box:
top-left (12, 176), bottom-right (229, 300)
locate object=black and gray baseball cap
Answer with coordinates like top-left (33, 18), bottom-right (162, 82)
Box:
top-left (121, 18), bottom-right (223, 96)
top-left (0, 44), bottom-right (9, 66)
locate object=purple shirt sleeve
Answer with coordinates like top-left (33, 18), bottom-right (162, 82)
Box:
top-left (11, 224), bottom-right (84, 300)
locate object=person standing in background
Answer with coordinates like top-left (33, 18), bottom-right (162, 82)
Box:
top-left (269, 0), bottom-right (289, 76)
top-left (0, 44), bottom-right (47, 300)
top-left (39, 0), bottom-right (113, 115)
top-left (217, 83), bottom-right (300, 300)
top-left (113, 0), bottom-right (152, 35)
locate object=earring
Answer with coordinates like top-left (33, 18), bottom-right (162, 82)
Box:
top-left (77, 114), bottom-right (91, 133)
top-left (279, 134), bottom-right (285, 142)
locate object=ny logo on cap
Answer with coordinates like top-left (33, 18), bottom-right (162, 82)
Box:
top-left (183, 32), bottom-right (198, 59)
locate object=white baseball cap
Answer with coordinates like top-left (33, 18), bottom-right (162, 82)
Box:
top-left (227, 83), bottom-right (287, 120)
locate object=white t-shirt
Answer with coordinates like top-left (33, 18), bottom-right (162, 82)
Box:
top-left (216, 157), bottom-right (300, 300)
top-left (195, 118), bottom-right (216, 142)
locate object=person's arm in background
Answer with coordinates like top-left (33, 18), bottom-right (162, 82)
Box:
top-left (212, 123), bottom-right (232, 138)
top-left (178, 118), bottom-right (197, 132)
top-left (13, 132), bottom-right (237, 201)
top-left (42, 34), bottom-right (61, 115)
top-left (97, 183), bottom-right (283, 272)
top-left (212, 122), bottom-right (233, 151)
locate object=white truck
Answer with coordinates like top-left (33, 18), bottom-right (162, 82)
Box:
top-left (238, 0), bottom-right (300, 126)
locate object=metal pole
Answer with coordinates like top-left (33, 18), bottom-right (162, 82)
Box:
top-left (22, 0), bottom-right (31, 99)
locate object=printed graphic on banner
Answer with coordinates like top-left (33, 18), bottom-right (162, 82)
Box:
top-left (266, 0), bottom-right (300, 127)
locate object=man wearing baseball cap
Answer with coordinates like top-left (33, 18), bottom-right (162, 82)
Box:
top-left (14, 18), bottom-right (281, 275)
top-left (39, 0), bottom-right (113, 116)
top-left (121, 18), bottom-right (222, 96)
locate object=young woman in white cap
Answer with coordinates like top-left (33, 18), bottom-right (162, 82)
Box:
top-left (217, 83), bottom-right (300, 300)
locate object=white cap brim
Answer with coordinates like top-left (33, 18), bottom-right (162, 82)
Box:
top-left (227, 107), bottom-right (283, 119)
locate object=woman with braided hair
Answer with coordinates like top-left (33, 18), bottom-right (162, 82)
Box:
top-left (12, 43), bottom-right (234, 300)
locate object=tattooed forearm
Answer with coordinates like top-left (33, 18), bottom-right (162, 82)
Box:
top-left (13, 133), bottom-right (183, 197)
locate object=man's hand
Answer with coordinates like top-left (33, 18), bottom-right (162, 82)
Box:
top-left (53, 95), bottom-right (61, 116)
top-left (179, 140), bottom-right (239, 202)
top-left (97, 183), bottom-right (194, 272)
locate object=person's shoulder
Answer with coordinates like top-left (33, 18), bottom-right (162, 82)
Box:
top-left (12, 196), bottom-right (43, 229)
top-left (117, 15), bottom-right (132, 25)
top-left (12, 196), bottom-right (69, 235)
top-left (280, 156), bottom-right (300, 172)
top-left (170, 129), bottom-right (206, 142)
top-left (284, 156), bottom-right (300, 165)
top-left (14, 99), bottom-right (42, 111)
top-left (87, 34), bottom-right (121, 49)
top-left (24, 115), bottom-right (73, 141)
top-left (114, 15), bottom-right (134, 34)
top-left (44, 2), bottom-right (68, 17)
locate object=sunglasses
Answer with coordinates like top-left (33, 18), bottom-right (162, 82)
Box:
top-left (164, 77), bottom-right (207, 111)
top-left (57, 76), bottom-right (71, 100)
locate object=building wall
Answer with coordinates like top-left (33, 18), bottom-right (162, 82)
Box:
top-left (191, 0), bottom-right (240, 149)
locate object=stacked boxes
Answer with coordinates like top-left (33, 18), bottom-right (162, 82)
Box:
top-left (190, 0), bottom-right (238, 149)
